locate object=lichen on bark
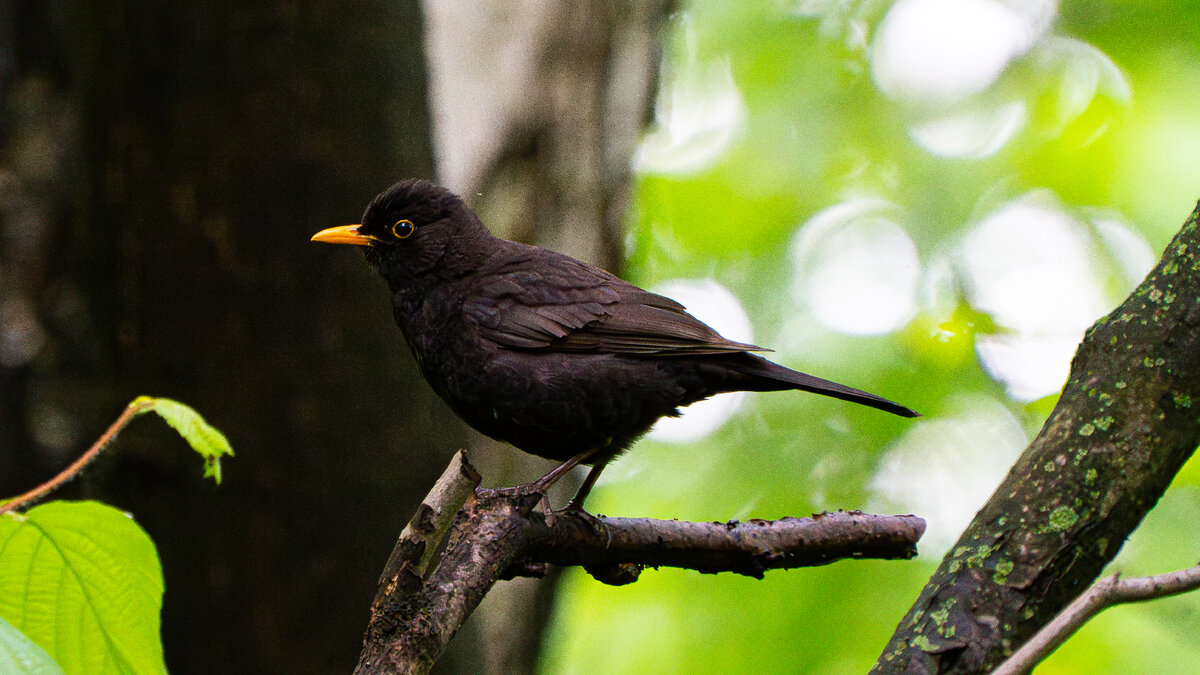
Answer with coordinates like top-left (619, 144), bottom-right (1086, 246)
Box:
top-left (875, 203), bottom-right (1200, 673)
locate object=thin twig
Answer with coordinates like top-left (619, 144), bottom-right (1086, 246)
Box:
top-left (0, 399), bottom-right (154, 514)
top-left (993, 564), bottom-right (1200, 675)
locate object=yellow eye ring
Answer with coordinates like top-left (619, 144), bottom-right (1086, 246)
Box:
top-left (391, 219), bottom-right (415, 239)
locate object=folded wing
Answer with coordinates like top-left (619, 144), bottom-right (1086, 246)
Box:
top-left (462, 253), bottom-right (763, 355)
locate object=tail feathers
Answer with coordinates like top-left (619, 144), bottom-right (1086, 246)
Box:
top-left (735, 354), bottom-right (920, 418)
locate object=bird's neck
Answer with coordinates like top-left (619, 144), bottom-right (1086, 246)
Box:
top-left (439, 229), bottom-right (500, 279)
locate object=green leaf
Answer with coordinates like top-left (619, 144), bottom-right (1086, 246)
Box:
top-left (131, 396), bottom-right (234, 484)
top-left (0, 502), bottom-right (166, 675)
top-left (0, 615), bottom-right (64, 675)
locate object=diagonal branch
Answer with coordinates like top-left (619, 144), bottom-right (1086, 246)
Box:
top-left (874, 202), bottom-right (1200, 673)
top-left (993, 563), bottom-right (1200, 675)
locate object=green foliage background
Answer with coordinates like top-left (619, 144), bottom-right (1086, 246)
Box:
top-left (539, 2), bottom-right (1200, 673)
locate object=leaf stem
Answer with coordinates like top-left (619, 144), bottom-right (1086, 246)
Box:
top-left (0, 399), bottom-right (155, 514)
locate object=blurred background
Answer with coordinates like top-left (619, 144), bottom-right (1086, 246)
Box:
top-left (2, 1), bottom-right (1199, 673)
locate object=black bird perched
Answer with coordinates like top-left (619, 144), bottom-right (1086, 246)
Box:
top-left (313, 179), bottom-right (918, 508)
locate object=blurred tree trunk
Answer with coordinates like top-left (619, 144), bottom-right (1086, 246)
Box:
top-left (420, 1), bottom-right (669, 672)
top-left (0, 2), bottom-right (78, 493)
top-left (1, 2), bottom-right (669, 672)
top-left (1, 2), bottom-right (450, 673)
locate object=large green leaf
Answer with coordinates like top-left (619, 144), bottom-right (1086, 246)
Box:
top-left (0, 502), bottom-right (166, 675)
top-left (0, 615), bottom-right (64, 675)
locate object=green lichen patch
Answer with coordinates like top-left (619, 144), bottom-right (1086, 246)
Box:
top-left (963, 544), bottom-right (997, 569)
top-left (928, 597), bottom-right (956, 628)
top-left (911, 634), bottom-right (935, 652)
top-left (993, 559), bottom-right (1015, 585)
top-left (1048, 506), bottom-right (1078, 531)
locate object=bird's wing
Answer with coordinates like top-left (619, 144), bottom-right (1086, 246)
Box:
top-left (462, 253), bottom-right (763, 355)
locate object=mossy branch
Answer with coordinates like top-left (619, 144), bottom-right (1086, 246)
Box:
top-left (874, 202), bottom-right (1200, 673)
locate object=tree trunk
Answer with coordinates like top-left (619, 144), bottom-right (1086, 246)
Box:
top-left (2, 2), bottom-right (447, 672)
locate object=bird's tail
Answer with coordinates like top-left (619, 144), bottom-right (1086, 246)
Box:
top-left (732, 354), bottom-right (919, 418)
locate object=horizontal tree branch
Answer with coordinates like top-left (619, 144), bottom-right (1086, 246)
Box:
top-left (356, 452), bottom-right (926, 674)
top-left (536, 510), bottom-right (925, 582)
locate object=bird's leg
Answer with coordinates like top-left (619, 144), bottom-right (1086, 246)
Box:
top-left (531, 447), bottom-right (600, 493)
top-left (565, 456), bottom-right (612, 511)
top-left (474, 447), bottom-right (600, 501)
top-left (545, 456), bottom-right (614, 545)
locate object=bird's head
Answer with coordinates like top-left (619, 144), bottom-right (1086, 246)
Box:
top-left (311, 178), bottom-right (491, 285)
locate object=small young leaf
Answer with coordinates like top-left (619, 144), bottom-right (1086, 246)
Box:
top-left (0, 615), bottom-right (65, 675)
top-left (0, 501), bottom-right (166, 675)
top-left (131, 396), bottom-right (234, 484)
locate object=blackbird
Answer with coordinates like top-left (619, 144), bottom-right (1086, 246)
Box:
top-left (313, 178), bottom-right (918, 507)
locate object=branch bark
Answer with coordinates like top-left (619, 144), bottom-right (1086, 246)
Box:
top-left (875, 202), bottom-right (1200, 673)
top-left (538, 510), bottom-right (926, 581)
top-left (356, 452), bottom-right (925, 674)
top-left (993, 564), bottom-right (1200, 675)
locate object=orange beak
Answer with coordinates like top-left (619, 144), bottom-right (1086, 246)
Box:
top-left (311, 224), bottom-right (373, 246)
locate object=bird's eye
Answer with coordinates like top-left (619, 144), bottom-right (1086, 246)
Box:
top-left (391, 219), bottom-right (415, 239)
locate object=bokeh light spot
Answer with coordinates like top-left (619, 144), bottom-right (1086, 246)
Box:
top-left (958, 193), bottom-right (1153, 399)
top-left (636, 20), bottom-right (745, 175)
top-left (791, 199), bottom-right (920, 335)
top-left (868, 395), bottom-right (1027, 555)
top-left (909, 100), bottom-right (1027, 158)
top-left (872, 0), bottom-right (1040, 103)
top-left (647, 279), bottom-right (753, 443)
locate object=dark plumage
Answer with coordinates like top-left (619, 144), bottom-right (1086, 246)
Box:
top-left (313, 178), bottom-right (918, 506)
